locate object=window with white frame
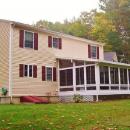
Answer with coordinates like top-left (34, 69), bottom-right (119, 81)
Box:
top-left (53, 37), bottom-right (59, 48)
top-left (24, 65), bottom-right (33, 77)
top-left (91, 46), bottom-right (97, 59)
top-left (24, 31), bottom-right (34, 48)
top-left (46, 67), bottom-right (53, 81)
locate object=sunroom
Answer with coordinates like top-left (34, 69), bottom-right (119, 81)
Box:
top-left (57, 59), bottom-right (130, 101)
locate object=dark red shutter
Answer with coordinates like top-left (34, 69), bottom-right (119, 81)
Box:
top-left (42, 66), bottom-right (46, 81)
top-left (19, 30), bottom-right (24, 48)
top-left (88, 45), bottom-right (91, 58)
top-left (53, 67), bottom-right (57, 81)
top-left (59, 38), bottom-right (62, 49)
top-left (97, 46), bottom-right (99, 59)
top-left (34, 33), bottom-right (38, 50)
top-left (33, 65), bottom-right (37, 78)
top-left (19, 64), bottom-right (24, 77)
top-left (48, 36), bottom-right (52, 47)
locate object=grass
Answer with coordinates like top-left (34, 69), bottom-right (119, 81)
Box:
top-left (0, 100), bottom-right (130, 130)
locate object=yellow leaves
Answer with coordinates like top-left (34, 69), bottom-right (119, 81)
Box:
top-left (119, 0), bottom-right (129, 7)
top-left (78, 118), bottom-right (82, 121)
top-left (61, 115), bottom-right (64, 118)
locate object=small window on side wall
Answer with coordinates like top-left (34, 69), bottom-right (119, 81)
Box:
top-left (19, 64), bottom-right (37, 78)
top-left (42, 66), bottom-right (57, 82)
top-left (46, 67), bottom-right (52, 81)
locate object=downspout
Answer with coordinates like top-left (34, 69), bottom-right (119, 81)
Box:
top-left (9, 23), bottom-right (13, 102)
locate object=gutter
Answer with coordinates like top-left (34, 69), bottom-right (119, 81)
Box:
top-left (9, 23), bottom-right (14, 100)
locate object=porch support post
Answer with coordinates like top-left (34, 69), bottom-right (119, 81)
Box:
top-left (73, 61), bottom-right (76, 93)
top-left (108, 66), bottom-right (111, 90)
top-left (118, 67), bottom-right (121, 90)
top-left (84, 61), bottom-right (87, 92)
top-left (95, 64), bottom-right (100, 102)
top-left (127, 69), bottom-right (129, 90)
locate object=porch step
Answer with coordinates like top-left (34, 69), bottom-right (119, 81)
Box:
top-left (20, 96), bottom-right (49, 104)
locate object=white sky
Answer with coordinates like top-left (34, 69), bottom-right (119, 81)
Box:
top-left (0, 0), bottom-right (99, 24)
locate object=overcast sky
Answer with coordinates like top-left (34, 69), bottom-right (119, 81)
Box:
top-left (0, 0), bottom-right (99, 24)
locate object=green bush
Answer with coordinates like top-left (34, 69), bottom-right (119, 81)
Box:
top-left (1, 87), bottom-right (8, 96)
top-left (73, 94), bottom-right (83, 103)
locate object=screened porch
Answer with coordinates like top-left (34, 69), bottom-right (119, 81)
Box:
top-left (57, 59), bottom-right (130, 97)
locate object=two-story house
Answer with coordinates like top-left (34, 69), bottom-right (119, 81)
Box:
top-left (0, 19), bottom-right (130, 102)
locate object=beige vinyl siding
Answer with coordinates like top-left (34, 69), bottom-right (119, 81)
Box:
top-left (54, 37), bottom-right (104, 60)
top-left (0, 22), bottom-right (10, 93)
top-left (11, 24), bottom-right (104, 96)
top-left (12, 27), bottom-right (58, 96)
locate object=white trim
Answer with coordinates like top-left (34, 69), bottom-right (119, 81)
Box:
top-left (72, 61), bottom-right (76, 93)
top-left (9, 24), bottom-right (13, 97)
top-left (84, 62), bottom-right (87, 92)
top-left (59, 64), bottom-right (96, 70)
top-left (118, 67), bottom-right (121, 90)
top-left (108, 66), bottom-right (111, 85)
top-left (95, 64), bottom-right (100, 101)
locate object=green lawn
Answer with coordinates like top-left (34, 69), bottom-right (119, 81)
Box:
top-left (0, 100), bottom-right (130, 130)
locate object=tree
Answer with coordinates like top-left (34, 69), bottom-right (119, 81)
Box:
top-left (99, 0), bottom-right (130, 62)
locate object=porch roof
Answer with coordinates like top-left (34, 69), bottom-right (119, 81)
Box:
top-left (56, 56), bottom-right (130, 68)
top-left (98, 60), bottom-right (130, 68)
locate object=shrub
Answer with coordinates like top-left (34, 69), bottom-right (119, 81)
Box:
top-left (1, 87), bottom-right (8, 96)
top-left (73, 94), bottom-right (83, 103)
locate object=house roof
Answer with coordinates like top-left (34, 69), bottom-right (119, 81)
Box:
top-left (0, 19), bottom-right (104, 46)
top-left (104, 52), bottom-right (117, 62)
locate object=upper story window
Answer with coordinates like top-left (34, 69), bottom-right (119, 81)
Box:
top-left (19, 30), bottom-right (38, 50)
top-left (53, 37), bottom-right (59, 48)
top-left (88, 45), bottom-right (99, 59)
top-left (91, 46), bottom-right (97, 59)
top-left (48, 36), bottom-right (62, 49)
top-left (24, 31), bottom-right (34, 48)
